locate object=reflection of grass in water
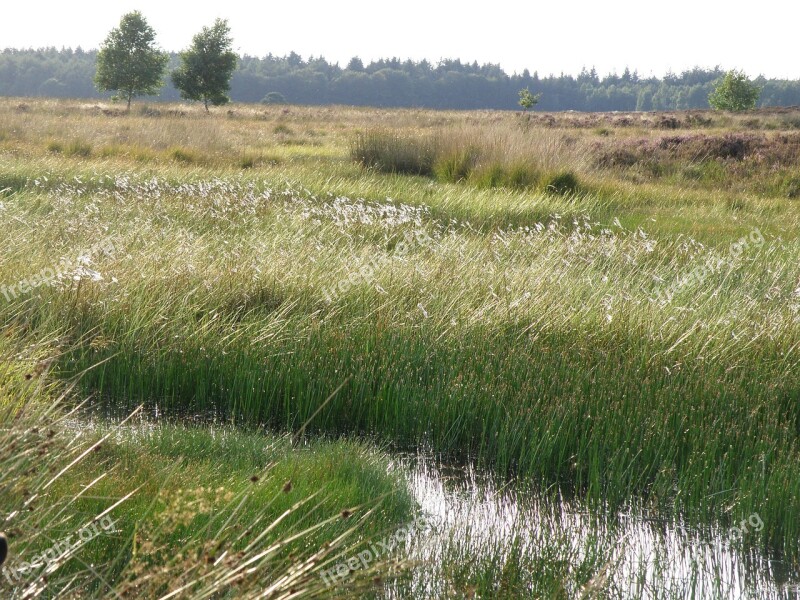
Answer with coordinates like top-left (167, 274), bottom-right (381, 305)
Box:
top-left (397, 460), bottom-right (614, 598)
top-left (399, 459), bottom-right (797, 599)
top-left (405, 510), bottom-right (612, 598)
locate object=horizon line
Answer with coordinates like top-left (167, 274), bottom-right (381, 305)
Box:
top-left (1, 46), bottom-right (785, 82)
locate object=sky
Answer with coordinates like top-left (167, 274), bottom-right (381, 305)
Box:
top-left (4, 0), bottom-right (799, 79)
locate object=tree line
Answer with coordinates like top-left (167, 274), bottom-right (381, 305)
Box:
top-left (2, 15), bottom-right (800, 111)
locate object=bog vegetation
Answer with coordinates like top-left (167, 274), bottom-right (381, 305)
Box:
top-left (1, 99), bottom-right (800, 597)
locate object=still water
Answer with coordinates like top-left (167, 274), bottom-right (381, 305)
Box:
top-left (395, 454), bottom-right (799, 599)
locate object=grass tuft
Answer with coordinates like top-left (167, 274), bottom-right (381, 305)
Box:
top-left (351, 130), bottom-right (439, 176)
top-left (64, 139), bottom-right (92, 158)
top-left (542, 170), bottom-right (580, 195)
top-left (168, 146), bottom-right (202, 164)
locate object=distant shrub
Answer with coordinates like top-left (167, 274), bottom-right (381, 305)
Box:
top-left (709, 70), bottom-right (761, 112)
top-left (656, 116), bottom-right (681, 130)
top-left (663, 133), bottom-right (764, 162)
top-left (593, 132), bottom-right (795, 175)
top-left (594, 144), bottom-right (640, 168)
top-left (542, 170), bottom-right (580, 195)
top-left (351, 130), bottom-right (439, 176)
top-left (64, 140), bottom-right (92, 158)
top-left (47, 140), bottom-right (64, 154)
top-left (262, 92), bottom-right (287, 105)
top-left (698, 135), bottom-right (752, 160)
top-left (138, 104), bottom-right (161, 117)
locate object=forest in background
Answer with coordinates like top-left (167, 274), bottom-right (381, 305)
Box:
top-left (3, 47), bottom-right (800, 111)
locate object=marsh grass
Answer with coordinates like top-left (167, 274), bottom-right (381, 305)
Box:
top-left (168, 146), bottom-right (203, 165)
top-left (2, 99), bottom-right (800, 595)
top-left (433, 146), bottom-right (478, 183)
top-left (64, 140), bottom-right (92, 159)
top-left (1, 166), bottom-right (796, 560)
top-left (542, 170), bottom-right (581, 195)
top-left (46, 140), bottom-right (63, 154)
top-left (0, 337), bottom-right (416, 598)
top-left (471, 162), bottom-right (541, 190)
top-left (351, 130), bottom-right (439, 176)
top-left (352, 127), bottom-right (586, 194)
top-left (238, 152), bottom-right (281, 169)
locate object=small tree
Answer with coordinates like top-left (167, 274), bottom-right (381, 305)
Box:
top-left (708, 70), bottom-right (761, 112)
top-left (172, 19), bottom-right (238, 111)
top-left (518, 87), bottom-right (541, 112)
top-left (95, 12), bottom-right (168, 111)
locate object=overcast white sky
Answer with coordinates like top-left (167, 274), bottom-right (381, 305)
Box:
top-left (5, 0), bottom-right (798, 79)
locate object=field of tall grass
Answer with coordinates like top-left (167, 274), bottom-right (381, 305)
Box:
top-left (2, 98), bottom-right (800, 597)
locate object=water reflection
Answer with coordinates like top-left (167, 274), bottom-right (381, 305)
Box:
top-left (69, 410), bottom-right (800, 598)
top-left (396, 454), bottom-right (800, 599)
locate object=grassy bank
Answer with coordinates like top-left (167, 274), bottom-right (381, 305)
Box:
top-left (0, 336), bottom-right (414, 598)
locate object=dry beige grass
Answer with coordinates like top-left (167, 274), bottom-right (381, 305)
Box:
top-left (4, 98), bottom-right (800, 175)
